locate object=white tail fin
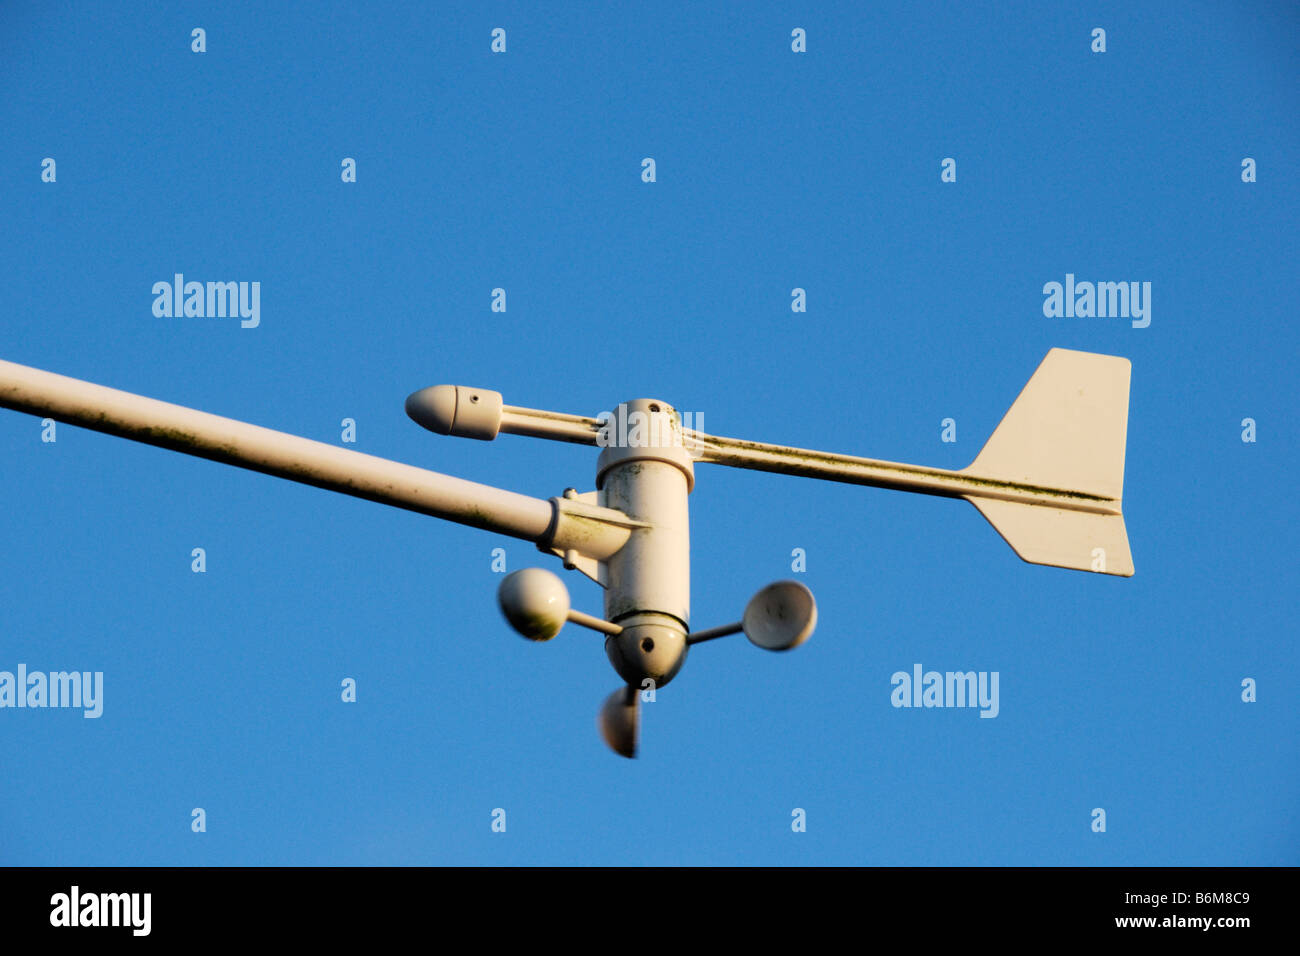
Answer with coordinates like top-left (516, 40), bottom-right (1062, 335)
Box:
top-left (965, 499), bottom-right (1133, 576)
top-left (963, 348), bottom-right (1134, 576)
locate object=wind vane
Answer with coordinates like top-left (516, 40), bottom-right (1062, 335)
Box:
top-left (0, 347), bottom-right (1132, 756)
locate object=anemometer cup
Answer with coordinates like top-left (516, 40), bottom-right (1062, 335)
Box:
top-left (498, 568), bottom-right (570, 641)
top-left (742, 580), bottom-right (817, 651)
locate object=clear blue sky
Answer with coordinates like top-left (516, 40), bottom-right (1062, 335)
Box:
top-left (1, 1), bottom-right (1296, 865)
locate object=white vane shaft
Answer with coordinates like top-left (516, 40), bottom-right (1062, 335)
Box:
top-left (499, 408), bottom-right (1119, 514)
top-left (685, 437), bottom-right (1120, 515)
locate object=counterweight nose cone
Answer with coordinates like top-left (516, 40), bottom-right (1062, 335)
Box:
top-left (405, 385), bottom-right (458, 434)
top-left (598, 686), bottom-right (639, 758)
top-left (405, 385), bottom-right (503, 440)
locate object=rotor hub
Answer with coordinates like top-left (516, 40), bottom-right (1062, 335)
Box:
top-left (604, 614), bottom-right (689, 688)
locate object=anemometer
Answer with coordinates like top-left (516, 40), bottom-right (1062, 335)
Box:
top-left (0, 347), bottom-right (1132, 756)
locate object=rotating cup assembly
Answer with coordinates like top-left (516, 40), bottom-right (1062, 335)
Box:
top-left (497, 567), bottom-right (817, 757)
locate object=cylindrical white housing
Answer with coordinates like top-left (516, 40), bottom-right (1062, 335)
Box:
top-left (596, 399), bottom-right (694, 686)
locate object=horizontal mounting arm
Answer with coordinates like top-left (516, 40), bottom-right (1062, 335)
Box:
top-left (0, 358), bottom-right (635, 560)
